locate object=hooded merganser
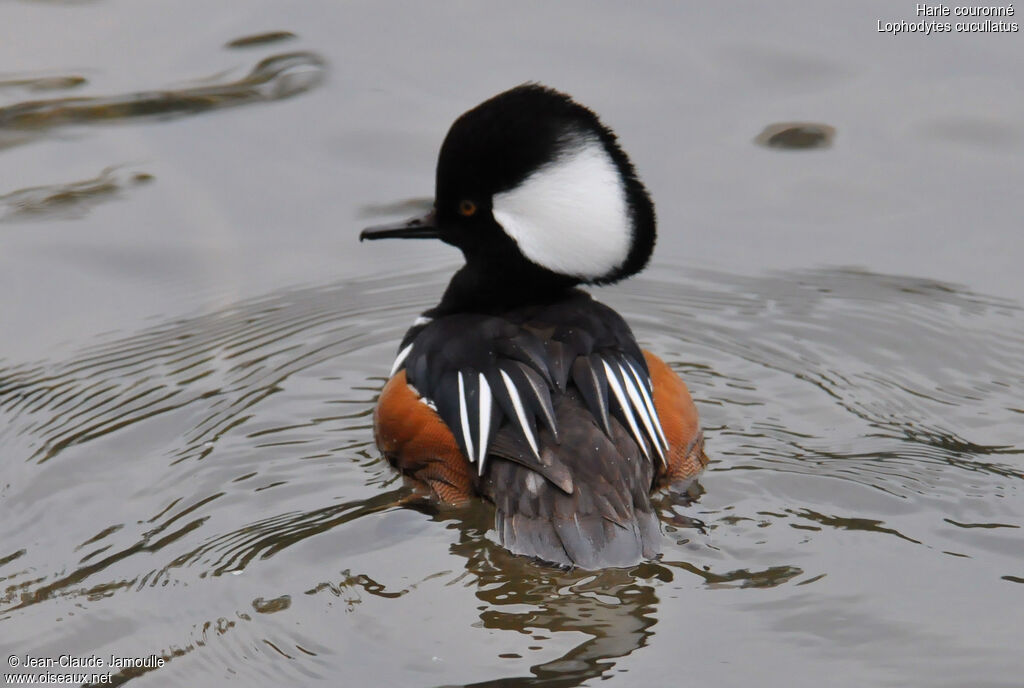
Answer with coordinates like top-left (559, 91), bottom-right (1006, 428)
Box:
top-left (361, 84), bottom-right (707, 569)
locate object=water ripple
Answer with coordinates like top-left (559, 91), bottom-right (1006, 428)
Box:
top-left (1, 265), bottom-right (1022, 686)
top-left (0, 52), bottom-right (326, 132)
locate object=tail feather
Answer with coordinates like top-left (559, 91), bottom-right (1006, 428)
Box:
top-left (482, 389), bottom-right (660, 568)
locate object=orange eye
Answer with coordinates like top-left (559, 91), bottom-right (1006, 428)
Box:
top-left (458, 200), bottom-right (477, 217)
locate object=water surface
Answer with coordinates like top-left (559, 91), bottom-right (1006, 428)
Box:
top-left (2, 2), bottom-right (1022, 687)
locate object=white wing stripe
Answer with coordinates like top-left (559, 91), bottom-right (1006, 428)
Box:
top-left (500, 369), bottom-right (540, 457)
top-left (626, 360), bottom-right (669, 452)
top-left (602, 359), bottom-right (650, 461)
top-left (619, 362), bottom-right (665, 465)
top-left (389, 343), bottom-right (414, 377)
top-left (457, 371), bottom-right (475, 463)
top-left (477, 373), bottom-right (493, 475)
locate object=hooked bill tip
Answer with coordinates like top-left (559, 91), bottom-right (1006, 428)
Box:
top-left (359, 209), bottom-right (439, 242)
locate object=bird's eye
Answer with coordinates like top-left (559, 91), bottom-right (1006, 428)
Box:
top-left (458, 200), bottom-right (477, 217)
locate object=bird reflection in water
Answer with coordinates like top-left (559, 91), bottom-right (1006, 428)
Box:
top-left (407, 499), bottom-right (664, 688)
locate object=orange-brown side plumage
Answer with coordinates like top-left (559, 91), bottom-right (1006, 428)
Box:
top-left (374, 370), bottom-right (475, 505)
top-left (644, 351), bottom-right (708, 487)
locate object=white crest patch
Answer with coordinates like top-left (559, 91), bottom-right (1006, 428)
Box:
top-left (492, 136), bottom-right (631, 280)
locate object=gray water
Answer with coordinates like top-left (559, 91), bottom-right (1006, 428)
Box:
top-left (2, 2), bottom-right (1022, 687)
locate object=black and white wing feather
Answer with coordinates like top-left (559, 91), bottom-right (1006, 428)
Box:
top-left (390, 291), bottom-right (669, 481)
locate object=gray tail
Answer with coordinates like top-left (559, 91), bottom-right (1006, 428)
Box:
top-left (481, 393), bottom-right (661, 569)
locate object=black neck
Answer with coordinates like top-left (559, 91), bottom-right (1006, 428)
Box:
top-left (428, 260), bottom-right (581, 316)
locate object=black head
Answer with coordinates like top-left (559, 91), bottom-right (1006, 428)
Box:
top-left (362, 84), bottom-right (657, 306)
